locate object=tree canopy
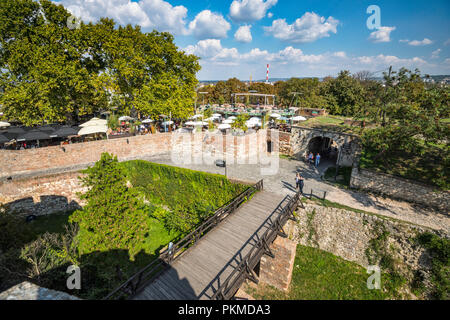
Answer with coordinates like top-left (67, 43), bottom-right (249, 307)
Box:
top-left (0, 0), bottom-right (200, 125)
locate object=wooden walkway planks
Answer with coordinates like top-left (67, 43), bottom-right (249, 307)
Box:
top-left (133, 191), bottom-right (288, 300)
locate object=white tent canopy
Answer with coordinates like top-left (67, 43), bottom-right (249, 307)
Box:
top-left (80, 118), bottom-right (107, 127)
top-left (78, 125), bottom-right (108, 136)
top-left (218, 124), bottom-right (231, 130)
top-left (118, 116), bottom-right (134, 121)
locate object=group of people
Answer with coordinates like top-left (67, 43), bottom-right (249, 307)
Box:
top-left (307, 152), bottom-right (321, 167)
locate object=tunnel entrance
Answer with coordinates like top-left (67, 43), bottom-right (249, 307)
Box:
top-left (307, 136), bottom-right (339, 163)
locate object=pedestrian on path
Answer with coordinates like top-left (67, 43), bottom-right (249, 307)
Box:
top-left (296, 172), bottom-right (304, 194)
top-left (315, 153), bottom-right (321, 167)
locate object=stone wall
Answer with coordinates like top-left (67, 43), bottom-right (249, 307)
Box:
top-left (0, 281), bottom-right (80, 300)
top-left (293, 202), bottom-right (448, 297)
top-left (289, 126), bottom-right (361, 167)
top-left (350, 167), bottom-right (450, 212)
top-left (0, 171), bottom-right (86, 216)
top-left (0, 131), bottom-right (269, 181)
top-left (0, 131), bottom-right (271, 216)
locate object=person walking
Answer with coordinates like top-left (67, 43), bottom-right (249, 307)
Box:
top-left (297, 173), bottom-right (304, 194)
top-left (315, 153), bottom-right (321, 167)
top-left (308, 152), bottom-right (314, 165)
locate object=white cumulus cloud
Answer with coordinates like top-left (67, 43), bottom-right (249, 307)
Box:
top-left (230, 0), bottom-right (277, 22)
top-left (234, 25), bottom-right (252, 43)
top-left (368, 26), bottom-right (396, 43)
top-left (407, 38), bottom-right (433, 46)
top-left (431, 49), bottom-right (441, 59)
top-left (58, 0), bottom-right (189, 35)
top-left (264, 12), bottom-right (339, 43)
top-left (188, 10), bottom-right (231, 39)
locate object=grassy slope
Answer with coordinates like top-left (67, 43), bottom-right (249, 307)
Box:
top-left (248, 245), bottom-right (397, 300)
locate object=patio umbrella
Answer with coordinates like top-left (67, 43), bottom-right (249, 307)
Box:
top-left (222, 119), bottom-right (234, 124)
top-left (292, 116), bottom-right (307, 121)
top-left (270, 113), bottom-right (281, 118)
top-left (184, 121), bottom-right (196, 126)
top-left (17, 130), bottom-right (51, 142)
top-left (246, 121), bottom-right (256, 128)
top-left (162, 120), bottom-right (174, 126)
top-left (190, 114), bottom-right (203, 119)
top-left (212, 114), bottom-right (222, 118)
top-left (0, 121), bottom-right (11, 128)
top-left (249, 117), bottom-right (260, 122)
top-left (142, 119), bottom-right (154, 123)
top-left (118, 116), bottom-right (134, 121)
top-left (78, 125), bottom-right (108, 136)
top-left (0, 134), bottom-right (9, 144)
top-left (80, 118), bottom-right (107, 127)
top-left (218, 124), bottom-right (231, 130)
top-left (50, 126), bottom-right (79, 138)
top-left (228, 116), bottom-right (237, 120)
top-left (279, 116), bottom-right (290, 121)
top-left (193, 121), bottom-right (208, 126)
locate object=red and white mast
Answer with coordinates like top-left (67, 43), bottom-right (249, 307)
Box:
top-left (266, 64), bottom-right (270, 83)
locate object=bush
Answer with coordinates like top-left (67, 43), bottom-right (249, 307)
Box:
top-left (120, 160), bottom-right (248, 234)
top-left (70, 153), bottom-right (150, 261)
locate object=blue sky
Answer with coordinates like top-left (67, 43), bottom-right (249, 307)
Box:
top-left (55, 0), bottom-right (450, 80)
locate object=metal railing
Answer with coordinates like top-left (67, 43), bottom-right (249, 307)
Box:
top-left (211, 190), bottom-right (302, 300)
top-left (103, 179), bottom-right (263, 300)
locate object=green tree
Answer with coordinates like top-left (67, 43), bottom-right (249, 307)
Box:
top-left (232, 114), bottom-right (249, 132)
top-left (70, 153), bottom-right (149, 261)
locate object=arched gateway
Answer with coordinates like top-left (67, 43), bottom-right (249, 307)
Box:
top-left (290, 126), bottom-right (361, 167)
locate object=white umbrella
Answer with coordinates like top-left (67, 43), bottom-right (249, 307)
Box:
top-left (228, 116), bottom-right (237, 120)
top-left (190, 114), bottom-right (203, 119)
top-left (249, 117), bottom-right (260, 122)
top-left (245, 121), bottom-right (256, 128)
top-left (292, 116), bottom-right (307, 121)
top-left (194, 121), bottom-right (208, 126)
top-left (218, 124), bottom-right (231, 130)
top-left (0, 121), bottom-right (11, 127)
top-left (119, 116), bottom-right (134, 121)
top-left (142, 119), bottom-right (154, 123)
top-left (162, 120), bottom-right (174, 126)
top-left (80, 118), bottom-right (107, 127)
top-left (184, 121), bottom-right (196, 126)
top-left (204, 117), bottom-right (215, 122)
top-left (222, 119), bottom-right (234, 124)
top-left (270, 113), bottom-right (281, 118)
top-left (212, 114), bottom-right (222, 118)
top-left (78, 125), bottom-right (108, 136)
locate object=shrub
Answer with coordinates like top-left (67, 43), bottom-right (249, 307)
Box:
top-left (70, 153), bottom-right (149, 261)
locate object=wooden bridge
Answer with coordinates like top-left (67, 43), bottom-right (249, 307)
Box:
top-left (105, 180), bottom-right (301, 300)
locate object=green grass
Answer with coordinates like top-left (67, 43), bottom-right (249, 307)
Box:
top-left (248, 245), bottom-right (400, 300)
top-left (28, 212), bottom-right (72, 236)
top-left (360, 140), bottom-right (450, 190)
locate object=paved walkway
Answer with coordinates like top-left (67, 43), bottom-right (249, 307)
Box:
top-left (142, 155), bottom-right (449, 232)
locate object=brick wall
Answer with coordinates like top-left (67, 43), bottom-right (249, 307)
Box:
top-left (0, 131), bottom-right (269, 216)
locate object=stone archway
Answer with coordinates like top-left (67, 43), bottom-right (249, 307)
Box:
top-left (290, 127), bottom-right (361, 167)
top-left (307, 136), bottom-right (339, 164)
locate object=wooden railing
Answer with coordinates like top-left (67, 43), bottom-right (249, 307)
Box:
top-left (211, 190), bottom-right (302, 300)
top-left (104, 179), bottom-right (263, 300)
